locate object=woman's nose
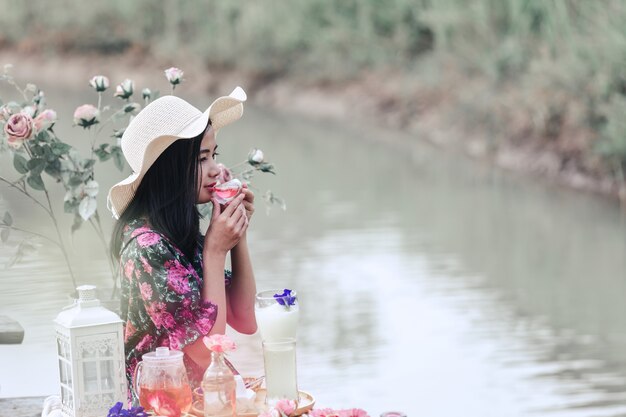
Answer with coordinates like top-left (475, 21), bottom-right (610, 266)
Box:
top-left (207, 161), bottom-right (220, 178)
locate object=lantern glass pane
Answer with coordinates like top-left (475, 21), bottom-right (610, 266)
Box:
top-left (61, 386), bottom-right (73, 408)
top-left (59, 360), bottom-right (71, 385)
top-left (83, 361), bottom-right (98, 392)
top-left (101, 360), bottom-right (114, 390)
top-left (57, 337), bottom-right (69, 358)
top-left (65, 362), bottom-right (72, 385)
top-left (82, 344), bottom-right (97, 359)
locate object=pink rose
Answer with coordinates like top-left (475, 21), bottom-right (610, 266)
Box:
top-left (0, 105), bottom-right (13, 121)
top-left (34, 109), bottom-right (57, 131)
top-left (136, 334), bottom-right (154, 352)
top-left (164, 67), bottom-right (184, 85)
top-left (275, 400), bottom-right (296, 416)
top-left (124, 321), bottom-right (136, 343)
top-left (164, 260), bottom-right (192, 294)
top-left (4, 113), bottom-right (34, 148)
top-left (131, 226), bottom-right (151, 238)
top-left (140, 257), bottom-right (153, 274)
top-left (217, 163), bottom-right (232, 184)
top-left (203, 334), bottom-right (236, 353)
top-left (137, 232), bottom-right (161, 247)
top-left (123, 259), bottom-right (135, 280)
top-left (73, 104), bottom-right (100, 128)
top-left (196, 316), bottom-right (215, 334)
top-left (140, 282), bottom-right (153, 300)
top-left (162, 312), bottom-right (176, 329)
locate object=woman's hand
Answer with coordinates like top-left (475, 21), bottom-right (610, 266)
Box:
top-left (204, 194), bottom-right (248, 256)
top-left (241, 184), bottom-right (255, 221)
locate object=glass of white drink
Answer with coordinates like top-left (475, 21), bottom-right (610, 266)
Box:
top-left (255, 289), bottom-right (299, 342)
top-left (262, 338), bottom-right (298, 405)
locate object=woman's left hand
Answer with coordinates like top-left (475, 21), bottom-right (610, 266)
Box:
top-left (241, 184), bottom-right (255, 221)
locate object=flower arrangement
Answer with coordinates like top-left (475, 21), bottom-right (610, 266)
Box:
top-left (203, 333), bottom-right (237, 353)
top-left (260, 400), bottom-right (370, 417)
top-left (0, 65), bottom-right (284, 293)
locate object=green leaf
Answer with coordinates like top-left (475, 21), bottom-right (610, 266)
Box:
top-left (27, 158), bottom-right (46, 176)
top-left (44, 161), bottom-right (62, 180)
top-left (64, 199), bottom-right (79, 213)
top-left (13, 154), bottom-right (29, 174)
top-left (51, 142), bottom-right (72, 156)
top-left (111, 147), bottom-right (124, 171)
top-left (94, 148), bottom-right (111, 161)
top-left (68, 175), bottom-right (83, 186)
top-left (36, 130), bottom-right (51, 142)
top-left (83, 159), bottom-right (96, 170)
top-left (3, 211), bottom-right (13, 226)
top-left (259, 163), bottom-right (276, 174)
top-left (1, 227), bottom-right (9, 243)
top-left (27, 174), bottom-right (45, 191)
top-left (71, 215), bottom-right (83, 235)
top-left (31, 144), bottom-right (45, 157)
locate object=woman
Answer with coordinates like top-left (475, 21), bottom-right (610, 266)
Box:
top-left (107, 87), bottom-right (257, 400)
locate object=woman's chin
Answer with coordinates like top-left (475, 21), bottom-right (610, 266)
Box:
top-left (197, 192), bottom-right (212, 205)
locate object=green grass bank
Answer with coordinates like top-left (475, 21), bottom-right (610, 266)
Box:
top-left (0, 0), bottom-right (624, 199)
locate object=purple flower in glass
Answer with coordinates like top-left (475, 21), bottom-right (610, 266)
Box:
top-left (274, 289), bottom-right (296, 306)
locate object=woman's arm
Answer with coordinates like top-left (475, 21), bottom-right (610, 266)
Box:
top-left (227, 234), bottom-right (257, 334)
top-left (184, 195), bottom-right (248, 367)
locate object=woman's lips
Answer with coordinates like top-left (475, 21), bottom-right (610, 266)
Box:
top-left (205, 182), bottom-right (217, 191)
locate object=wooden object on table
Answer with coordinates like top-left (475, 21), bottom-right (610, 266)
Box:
top-left (189, 389), bottom-right (315, 417)
top-left (0, 315), bottom-right (24, 344)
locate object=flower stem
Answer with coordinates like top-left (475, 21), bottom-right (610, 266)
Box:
top-left (0, 176), bottom-right (53, 217)
top-left (0, 224), bottom-right (62, 249)
top-left (43, 185), bottom-right (78, 292)
top-left (24, 142), bottom-right (78, 292)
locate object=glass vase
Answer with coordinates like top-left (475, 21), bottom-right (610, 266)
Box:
top-left (202, 351), bottom-right (236, 417)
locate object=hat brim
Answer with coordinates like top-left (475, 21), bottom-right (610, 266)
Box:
top-left (107, 87), bottom-right (247, 219)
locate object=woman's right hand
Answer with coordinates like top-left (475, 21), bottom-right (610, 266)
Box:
top-left (204, 194), bottom-right (248, 255)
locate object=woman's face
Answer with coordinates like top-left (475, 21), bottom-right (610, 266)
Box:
top-left (196, 126), bottom-right (221, 204)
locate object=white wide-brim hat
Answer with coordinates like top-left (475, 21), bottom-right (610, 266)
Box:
top-left (107, 86), bottom-right (247, 219)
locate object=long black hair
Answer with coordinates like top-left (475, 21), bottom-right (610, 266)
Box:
top-left (110, 129), bottom-right (206, 262)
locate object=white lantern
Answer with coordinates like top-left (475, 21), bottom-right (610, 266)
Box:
top-left (54, 285), bottom-right (127, 417)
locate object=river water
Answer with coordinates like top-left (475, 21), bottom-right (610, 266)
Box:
top-left (1, 87), bottom-right (626, 417)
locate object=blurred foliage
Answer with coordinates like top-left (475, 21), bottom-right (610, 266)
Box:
top-left (0, 0), bottom-right (624, 183)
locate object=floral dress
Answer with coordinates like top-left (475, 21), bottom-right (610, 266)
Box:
top-left (119, 218), bottom-right (231, 403)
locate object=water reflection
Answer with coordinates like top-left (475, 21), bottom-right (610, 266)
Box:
top-left (1, 87), bottom-right (626, 416)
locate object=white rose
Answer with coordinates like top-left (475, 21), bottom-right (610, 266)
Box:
top-left (164, 67), bottom-right (184, 85)
top-left (248, 148), bottom-right (265, 165)
top-left (114, 79), bottom-right (134, 99)
top-left (89, 75), bottom-right (110, 92)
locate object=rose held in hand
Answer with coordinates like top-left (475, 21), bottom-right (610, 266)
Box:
top-left (4, 113), bottom-right (34, 148)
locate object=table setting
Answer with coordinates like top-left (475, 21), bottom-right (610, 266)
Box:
top-left (42, 286), bottom-right (371, 417)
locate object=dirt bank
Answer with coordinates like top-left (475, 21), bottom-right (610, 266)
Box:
top-left (1, 49), bottom-right (623, 203)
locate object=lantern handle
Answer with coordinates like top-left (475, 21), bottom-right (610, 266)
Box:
top-left (133, 361), bottom-right (144, 399)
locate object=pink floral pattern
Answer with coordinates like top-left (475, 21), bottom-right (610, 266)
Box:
top-left (119, 218), bottom-right (232, 404)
